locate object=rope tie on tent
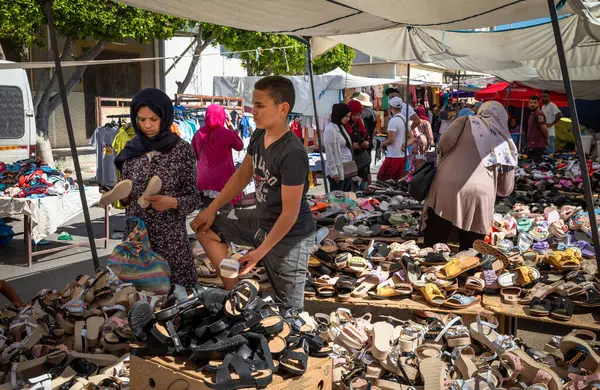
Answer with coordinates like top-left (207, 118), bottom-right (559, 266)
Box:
top-left (283, 48), bottom-right (289, 72)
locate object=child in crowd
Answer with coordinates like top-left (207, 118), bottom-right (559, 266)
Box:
top-left (191, 76), bottom-right (315, 310)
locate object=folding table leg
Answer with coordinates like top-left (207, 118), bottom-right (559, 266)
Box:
top-left (24, 215), bottom-right (32, 267)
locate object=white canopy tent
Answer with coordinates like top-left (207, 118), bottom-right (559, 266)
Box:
top-left (213, 68), bottom-right (400, 118)
top-left (312, 14), bottom-right (600, 98)
top-left (114, 0), bottom-right (593, 35)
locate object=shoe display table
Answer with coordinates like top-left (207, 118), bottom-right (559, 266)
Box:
top-left (129, 355), bottom-right (332, 390)
top-left (198, 277), bottom-right (491, 317)
top-left (0, 188), bottom-right (108, 266)
top-left (305, 295), bottom-right (492, 316)
top-left (482, 295), bottom-right (600, 335)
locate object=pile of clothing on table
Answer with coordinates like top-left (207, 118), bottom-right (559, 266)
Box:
top-left (0, 268), bottom-right (332, 389)
top-left (327, 308), bottom-right (600, 389)
top-left (0, 158), bottom-right (75, 198)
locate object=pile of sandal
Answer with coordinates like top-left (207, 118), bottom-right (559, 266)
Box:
top-left (326, 308), bottom-right (600, 389)
top-left (309, 181), bottom-right (422, 239)
top-left (306, 234), bottom-right (600, 321)
top-left (127, 279), bottom-right (332, 389)
top-left (0, 268), bottom-right (154, 389)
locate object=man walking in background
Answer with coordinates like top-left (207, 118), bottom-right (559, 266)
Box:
top-left (541, 90), bottom-right (562, 155)
top-left (527, 95), bottom-right (548, 162)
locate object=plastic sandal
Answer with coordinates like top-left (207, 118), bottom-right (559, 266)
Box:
top-left (420, 283), bottom-right (445, 307)
top-left (436, 256), bottom-right (480, 279)
top-left (501, 287), bottom-right (522, 305)
top-left (280, 337), bottom-right (309, 375)
top-left (469, 314), bottom-right (516, 355)
top-left (137, 175), bottom-right (162, 208)
top-left (529, 297), bottom-right (552, 317)
top-left (550, 296), bottom-right (574, 321)
top-left (99, 180), bottom-right (132, 207)
top-left (498, 266), bottom-right (540, 287)
top-left (352, 268), bottom-right (389, 298)
top-left (443, 292), bottom-right (480, 309)
top-left (561, 334), bottom-right (600, 373)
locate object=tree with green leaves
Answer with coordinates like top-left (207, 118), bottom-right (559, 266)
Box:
top-left (209, 28), bottom-right (354, 76)
top-left (0, 0), bottom-right (186, 164)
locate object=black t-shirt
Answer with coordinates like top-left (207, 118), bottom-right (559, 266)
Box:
top-left (248, 129), bottom-right (315, 240)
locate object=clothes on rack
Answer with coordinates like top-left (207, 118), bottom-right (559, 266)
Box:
top-left (112, 124), bottom-right (136, 156)
top-left (240, 114), bottom-right (256, 138)
top-left (90, 125), bottom-right (119, 187)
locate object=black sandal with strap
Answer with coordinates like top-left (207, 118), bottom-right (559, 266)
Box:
top-left (202, 349), bottom-right (273, 389)
top-left (279, 337), bottom-right (309, 376)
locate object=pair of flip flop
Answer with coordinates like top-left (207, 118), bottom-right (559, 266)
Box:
top-left (99, 176), bottom-right (162, 208)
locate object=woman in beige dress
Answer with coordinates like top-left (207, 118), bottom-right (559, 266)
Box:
top-left (423, 101), bottom-right (518, 250)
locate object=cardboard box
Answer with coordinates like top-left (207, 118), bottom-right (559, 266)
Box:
top-left (130, 354), bottom-right (332, 390)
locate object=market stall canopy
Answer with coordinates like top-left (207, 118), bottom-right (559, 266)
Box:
top-left (475, 81), bottom-right (569, 107)
top-left (213, 68), bottom-right (397, 118)
top-left (115, 0), bottom-right (592, 35)
top-left (311, 12), bottom-right (600, 98)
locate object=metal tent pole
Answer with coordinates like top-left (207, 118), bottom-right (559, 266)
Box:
top-left (305, 39), bottom-right (329, 193)
top-left (547, 0), bottom-right (600, 263)
top-left (519, 101), bottom-right (525, 151)
top-left (46, 1), bottom-right (100, 270)
top-left (405, 64), bottom-right (411, 145)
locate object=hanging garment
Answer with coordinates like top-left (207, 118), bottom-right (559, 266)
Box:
top-left (170, 123), bottom-right (181, 137)
top-left (90, 126), bottom-right (119, 187)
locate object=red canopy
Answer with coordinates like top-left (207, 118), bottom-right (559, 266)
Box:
top-left (475, 81), bottom-right (568, 108)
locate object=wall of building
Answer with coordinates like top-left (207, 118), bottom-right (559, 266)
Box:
top-left (164, 38), bottom-right (247, 98)
top-left (350, 62), bottom-right (396, 79)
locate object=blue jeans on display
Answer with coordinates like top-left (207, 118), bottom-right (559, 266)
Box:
top-left (546, 136), bottom-right (556, 154)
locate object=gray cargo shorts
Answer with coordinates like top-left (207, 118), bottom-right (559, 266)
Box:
top-left (211, 208), bottom-right (314, 310)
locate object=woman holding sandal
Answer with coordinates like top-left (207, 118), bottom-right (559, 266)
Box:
top-left (109, 88), bottom-right (201, 286)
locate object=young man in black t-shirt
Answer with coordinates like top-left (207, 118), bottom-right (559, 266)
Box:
top-left (191, 76), bottom-right (315, 310)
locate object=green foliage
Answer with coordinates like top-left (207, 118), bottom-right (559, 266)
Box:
top-left (0, 0), bottom-right (187, 49)
top-left (209, 27), bottom-right (354, 76)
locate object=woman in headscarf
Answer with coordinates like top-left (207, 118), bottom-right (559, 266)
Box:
top-left (114, 88), bottom-right (201, 287)
top-left (346, 99), bottom-right (372, 189)
top-left (422, 101), bottom-right (518, 250)
top-left (192, 104), bottom-right (244, 210)
top-left (323, 103), bottom-right (353, 191)
top-left (409, 106), bottom-right (435, 173)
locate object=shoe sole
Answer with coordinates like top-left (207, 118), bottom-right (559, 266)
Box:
top-left (99, 180), bottom-right (132, 207)
top-left (138, 176), bottom-right (163, 208)
top-left (128, 301), bottom-right (155, 341)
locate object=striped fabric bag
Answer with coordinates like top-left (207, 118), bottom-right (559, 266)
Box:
top-left (108, 217), bottom-right (171, 294)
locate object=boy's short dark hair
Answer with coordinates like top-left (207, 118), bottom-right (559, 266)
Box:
top-left (542, 90), bottom-right (551, 95)
top-left (254, 76), bottom-right (295, 113)
top-left (530, 95), bottom-right (540, 101)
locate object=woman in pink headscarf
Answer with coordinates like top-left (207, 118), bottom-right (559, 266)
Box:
top-left (409, 105), bottom-right (435, 173)
top-left (191, 104), bottom-right (244, 209)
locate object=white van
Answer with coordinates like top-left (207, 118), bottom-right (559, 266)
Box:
top-left (0, 60), bottom-right (36, 163)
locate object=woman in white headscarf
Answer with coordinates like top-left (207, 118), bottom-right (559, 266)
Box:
top-left (422, 101), bottom-right (518, 250)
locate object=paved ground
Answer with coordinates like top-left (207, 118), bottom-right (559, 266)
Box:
top-left (0, 162), bottom-right (585, 350)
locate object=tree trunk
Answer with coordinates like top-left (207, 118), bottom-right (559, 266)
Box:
top-left (0, 43), bottom-right (5, 60)
top-left (246, 58), bottom-right (254, 76)
top-left (175, 26), bottom-right (214, 94)
top-left (35, 39), bottom-right (105, 166)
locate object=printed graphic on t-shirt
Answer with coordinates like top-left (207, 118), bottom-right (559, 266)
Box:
top-left (103, 144), bottom-right (115, 156)
top-left (252, 154), bottom-right (278, 204)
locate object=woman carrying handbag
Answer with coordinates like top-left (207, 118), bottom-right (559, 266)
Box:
top-left (422, 101), bottom-right (518, 250)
